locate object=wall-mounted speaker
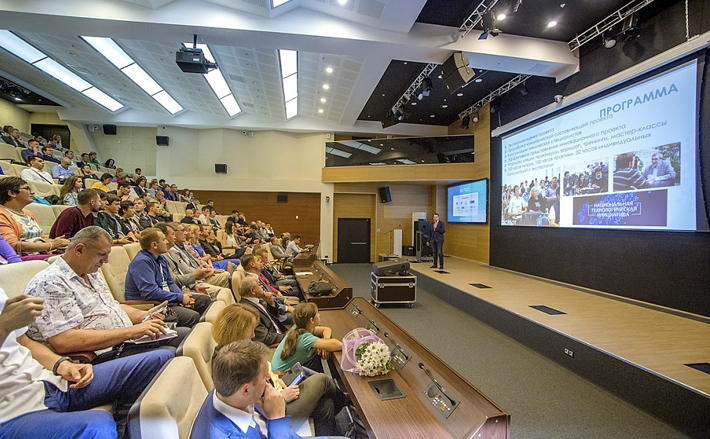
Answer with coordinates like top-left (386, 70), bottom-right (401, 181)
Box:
top-left (103, 124), bottom-right (117, 135)
top-left (277, 193), bottom-right (288, 203)
top-left (441, 52), bottom-right (475, 94)
top-left (379, 186), bottom-right (392, 203)
top-left (156, 136), bottom-right (169, 146)
top-left (215, 164), bottom-right (227, 174)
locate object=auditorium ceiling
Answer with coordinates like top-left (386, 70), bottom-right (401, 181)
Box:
top-left (0, 0), bottom-right (653, 136)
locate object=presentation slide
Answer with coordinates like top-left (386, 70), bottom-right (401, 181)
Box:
top-left (501, 61), bottom-right (698, 230)
top-left (448, 179), bottom-right (488, 223)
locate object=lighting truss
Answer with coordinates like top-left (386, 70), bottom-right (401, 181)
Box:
top-left (458, 74), bottom-right (530, 119)
top-left (459, 0), bottom-right (500, 39)
top-left (389, 63), bottom-right (437, 123)
top-left (568, 0), bottom-right (655, 52)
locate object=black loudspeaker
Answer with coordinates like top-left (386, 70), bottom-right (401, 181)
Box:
top-left (372, 259), bottom-right (410, 276)
top-left (277, 193), bottom-right (288, 203)
top-left (103, 124), bottom-right (117, 135)
top-left (441, 52), bottom-right (475, 94)
top-left (402, 246), bottom-right (415, 256)
top-left (379, 186), bottom-right (392, 203)
top-left (215, 164), bottom-right (227, 174)
top-left (156, 136), bottom-right (169, 146)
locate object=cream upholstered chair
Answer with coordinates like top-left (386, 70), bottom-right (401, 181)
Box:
top-left (43, 161), bottom-right (60, 175)
top-left (203, 300), bottom-right (226, 325)
top-left (0, 160), bottom-right (16, 175)
top-left (172, 213), bottom-right (184, 223)
top-left (175, 202), bottom-right (188, 214)
top-left (0, 260), bottom-right (49, 298)
top-left (27, 180), bottom-right (56, 198)
top-left (23, 203), bottom-right (56, 235)
top-left (85, 178), bottom-right (100, 188)
top-left (165, 200), bottom-right (178, 214)
top-left (128, 356), bottom-right (207, 439)
top-left (11, 163), bottom-right (29, 177)
top-left (0, 144), bottom-right (19, 161)
top-left (124, 242), bottom-right (141, 260)
top-left (51, 205), bottom-right (71, 217)
top-left (181, 322), bottom-right (217, 391)
top-left (215, 215), bottom-right (229, 227)
top-left (100, 245), bottom-right (154, 309)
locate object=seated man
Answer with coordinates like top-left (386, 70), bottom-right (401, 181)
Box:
top-left (87, 151), bottom-right (100, 167)
top-left (167, 221), bottom-right (234, 290)
top-left (125, 227), bottom-right (212, 328)
top-left (254, 247), bottom-right (300, 292)
top-left (198, 206), bottom-right (211, 226)
top-left (118, 200), bottom-right (142, 236)
top-left (286, 235), bottom-right (307, 258)
top-left (270, 236), bottom-right (288, 261)
top-left (20, 155), bottom-right (54, 185)
top-left (642, 152), bottom-right (676, 187)
top-left (132, 198), bottom-right (150, 230)
top-left (238, 277), bottom-right (286, 346)
top-left (109, 180), bottom-right (133, 201)
top-left (613, 152), bottom-right (649, 191)
top-left (96, 194), bottom-right (134, 244)
top-left (21, 139), bottom-right (41, 163)
top-left (155, 222), bottom-right (233, 301)
top-left (24, 226), bottom-right (189, 364)
top-left (242, 254), bottom-right (295, 321)
top-left (51, 157), bottom-right (75, 184)
top-left (181, 208), bottom-right (200, 225)
top-left (76, 152), bottom-right (90, 169)
top-left (49, 188), bottom-right (98, 238)
top-left (41, 145), bottom-right (61, 163)
top-left (0, 288), bottom-right (172, 438)
top-left (142, 201), bottom-right (162, 228)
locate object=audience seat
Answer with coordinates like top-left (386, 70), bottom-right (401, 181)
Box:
top-left (180, 322), bottom-right (217, 391)
top-left (107, 182), bottom-right (118, 191)
top-left (11, 163), bottom-right (28, 176)
top-left (51, 184), bottom-right (63, 196)
top-left (51, 205), bottom-right (71, 217)
top-left (215, 229), bottom-right (224, 245)
top-left (128, 356), bottom-right (207, 439)
top-left (47, 255), bottom-right (60, 264)
top-left (0, 260), bottom-right (49, 298)
top-left (203, 300), bottom-right (225, 326)
top-left (69, 165), bottom-right (81, 175)
top-left (43, 161), bottom-right (60, 174)
top-left (0, 160), bottom-right (16, 176)
top-left (264, 242), bottom-right (275, 262)
top-left (100, 245), bottom-right (154, 309)
top-left (172, 213), bottom-right (184, 223)
top-left (175, 202), bottom-right (188, 214)
top-left (0, 144), bottom-right (20, 161)
top-left (24, 203), bottom-right (56, 235)
top-left (165, 201), bottom-right (179, 215)
top-left (51, 149), bottom-right (64, 159)
top-left (27, 180), bottom-right (56, 199)
top-left (124, 242), bottom-right (141, 260)
top-left (85, 178), bottom-right (100, 188)
top-left (215, 215), bottom-right (229, 226)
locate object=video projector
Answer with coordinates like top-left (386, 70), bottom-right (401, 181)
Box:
top-left (176, 47), bottom-right (217, 74)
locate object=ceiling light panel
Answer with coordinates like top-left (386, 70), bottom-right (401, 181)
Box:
top-left (278, 49), bottom-right (298, 119)
top-left (0, 30), bottom-right (46, 63)
top-left (272, 0), bottom-right (294, 7)
top-left (285, 97), bottom-right (298, 119)
top-left (122, 63), bottom-right (162, 95)
top-left (152, 90), bottom-right (183, 114)
top-left (220, 94), bottom-right (241, 116)
top-left (81, 36), bottom-right (132, 69)
top-left (34, 58), bottom-right (92, 92)
top-left (82, 87), bottom-right (123, 112)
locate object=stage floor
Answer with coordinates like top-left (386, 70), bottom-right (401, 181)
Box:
top-left (406, 256), bottom-right (710, 399)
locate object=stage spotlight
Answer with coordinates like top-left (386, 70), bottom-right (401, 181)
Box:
top-left (479, 11), bottom-right (501, 40)
top-left (620, 13), bottom-right (640, 41)
top-left (422, 77), bottom-right (433, 97)
top-left (471, 111), bottom-right (480, 123)
top-left (460, 115), bottom-right (471, 129)
top-left (602, 30), bottom-right (617, 49)
top-left (519, 82), bottom-right (529, 95)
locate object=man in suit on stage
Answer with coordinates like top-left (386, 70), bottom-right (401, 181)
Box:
top-left (427, 213), bottom-right (445, 270)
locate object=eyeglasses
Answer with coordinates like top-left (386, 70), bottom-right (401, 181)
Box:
top-left (18, 186), bottom-right (32, 192)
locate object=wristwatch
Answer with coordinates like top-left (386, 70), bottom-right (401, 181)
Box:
top-left (52, 356), bottom-right (72, 375)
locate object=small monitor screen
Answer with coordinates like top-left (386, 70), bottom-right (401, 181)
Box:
top-left (447, 179), bottom-right (488, 224)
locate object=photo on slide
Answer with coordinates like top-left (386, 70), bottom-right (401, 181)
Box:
top-left (562, 158), bottom-right (610, 197)
top-left (612, 143), bottom-right (680, 192)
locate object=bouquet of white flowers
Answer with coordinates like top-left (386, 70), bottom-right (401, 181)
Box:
top-left (341, 328), bottom-right (394, 377)
top-left (355, 340), bottom-right (394, 377)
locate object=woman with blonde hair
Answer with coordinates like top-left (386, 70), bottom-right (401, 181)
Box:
top-left (211, 303), bottom-right (346, 436)
top-left (58, 175), bottom-right (82, 206)
top-left (272, 302), bottom-right (342, 374)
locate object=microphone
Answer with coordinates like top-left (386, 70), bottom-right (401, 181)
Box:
top-left (383, 332), bottom-right (409, 359)
top-left (418, 362), bottom-right (457, 409)
top-left (384, 332), bottom-right (410, 367)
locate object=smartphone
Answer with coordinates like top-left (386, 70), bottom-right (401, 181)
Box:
top-left (282, 362), bottom-right (305, 387)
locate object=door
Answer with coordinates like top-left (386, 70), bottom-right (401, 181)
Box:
top-left (337, 218), bottom-right (371, 263)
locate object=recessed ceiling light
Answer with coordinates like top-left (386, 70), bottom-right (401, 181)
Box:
top-left (320, 97), bottom-right (326, 103)
top-left (456, 92), bottom-right (464, 97)
top-left (475, 78), bottom-right (482, 82)
top-left (318, 109), bottom-right (323, 113)
top-left (14, 97), bottom-right (21, 101)
top-left (548, 21), bottom-right (557, 27)
top-left (442, 105), bottom-right (448, 108)
top-left (411, 102), bottom-right (417, 105)
top-left (325, 67), bottom-right (333, 73)
top-left (337, 0), bottom-right (347, 4)
top-left (430, 114), bottom-right (435, 117)
top-left (323, 84), bottom-right (330, 90)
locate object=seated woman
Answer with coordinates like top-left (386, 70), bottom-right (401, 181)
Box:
top-left (58, 175), bottom-right (82, 207)
top-left (111, 167), bottom-right (124, 183)
top-left (133, 176), bottom-right (147, 197)
top-left (91, 173), bottom-right (113, 192)
top-left (104, 158), bottom-right (116, 169)
top-left (212, 303), bottom-right (346, 437)
top-left (272, 302), bottom-right (342, 374)
top-left (221, 221), bottom-right (248, 258)
top-left (204, 228), bottom-right (239, 262)
top-left (0, 177), bottom-right (70, 258)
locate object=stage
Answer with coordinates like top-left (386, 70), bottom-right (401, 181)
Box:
top-left (400, 256), bottom-right (710, 438)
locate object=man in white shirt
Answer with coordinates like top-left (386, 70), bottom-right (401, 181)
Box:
top-left (0, 287), bottom-right (171, 438)
top-left (506, 185), bottom-right (526, 221)
top-left (286, 235), bottom-right (306, 258)
top-left (20, 155), bottom-right (54, 184)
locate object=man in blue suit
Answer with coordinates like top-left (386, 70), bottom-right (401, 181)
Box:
top-left (191, 340), bottom-right (301, 439)
top-left (427, 213), bottom-right (446, 269)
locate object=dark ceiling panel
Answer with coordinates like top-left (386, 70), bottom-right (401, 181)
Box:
top-left (0, 76), bottom-right (59, 106)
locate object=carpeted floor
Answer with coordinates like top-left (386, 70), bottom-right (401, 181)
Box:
top-left (329, 263), bottom-right (690, 439)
